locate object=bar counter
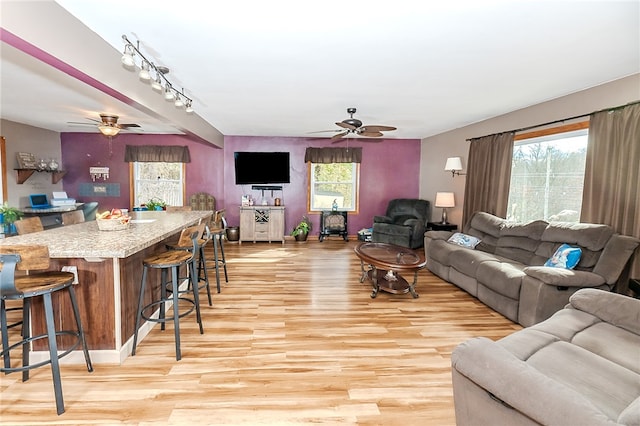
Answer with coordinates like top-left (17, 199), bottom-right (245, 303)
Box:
top-left (0, 210), bottom-right (213, 364)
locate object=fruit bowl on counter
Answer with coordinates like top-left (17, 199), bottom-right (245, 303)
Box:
top-left (96, 209), bottom-right (131, 231)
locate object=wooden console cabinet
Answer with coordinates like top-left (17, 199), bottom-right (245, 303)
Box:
top-left (239, 206), bottom-right (285, 243)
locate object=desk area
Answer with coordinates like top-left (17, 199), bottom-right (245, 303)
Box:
top-left (20, 203), bottom-right (84, 229)
top-left (0, 210), bottom-right (212, 364)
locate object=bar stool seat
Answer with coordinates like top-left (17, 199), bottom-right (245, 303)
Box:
top-left (166, 223), bottom-right (212, 306)
top-left (0, 245), bottom-right (93, 415)
top-left (132, 227), bottom-right (203, 361)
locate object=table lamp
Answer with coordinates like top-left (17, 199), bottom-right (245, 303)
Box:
top-left (435, 192), bottom-right (455, 224)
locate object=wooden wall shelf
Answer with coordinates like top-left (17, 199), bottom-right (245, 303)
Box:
top-left (15, 169), bottom-right (67, 184)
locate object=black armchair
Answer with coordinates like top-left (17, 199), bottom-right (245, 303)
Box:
top-left (372, 198), bottom-right (431, 249)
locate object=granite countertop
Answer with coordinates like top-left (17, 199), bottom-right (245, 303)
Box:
top-left (0, 210), bottom-right (212, 258)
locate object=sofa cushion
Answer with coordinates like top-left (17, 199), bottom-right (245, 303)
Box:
top-left (427, 239), bottom-right (460, 266)
top-left (449, 249), bottom-right (499, 277)
top-left (447, 232), bottom-right (481, 249)
top-left (544, 243), bottom-right (582, 269)
top-left (592, 234), bottom-right (640, 285)
top-left (542, 222), bottom-right (614, 251)
top-left (570, 288), bottom-right (640, 335)
top-left (476, 260), bottom-right (526, 300)
top-left (500, 219), bottom-right (547, 239)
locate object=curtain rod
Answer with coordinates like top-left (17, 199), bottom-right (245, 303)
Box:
top-left (466, 100), bottom-right (640, 141)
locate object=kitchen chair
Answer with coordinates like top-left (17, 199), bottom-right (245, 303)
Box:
top-left (0, 245), bottom-right (93, 415)
top-left (61, 210), bottom-right (85, 225)
top-left (132, 226), bottom-right (203, 361)
top-left (189, 192), bottom-right (216, 212)
top-left (14, 217), bottom-right (44, 235)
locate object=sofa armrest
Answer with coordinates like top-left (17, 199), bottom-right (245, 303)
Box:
top-left (373, 215), bottom-right (392, 224)
top-left (592, 234), bottom-right (640, 285)
top-left (523, 266), bottom-right (606, 288)
top-left (424, 230), bottom-right (453, 241)
top-left (452, 337), bottom-right (616, 426)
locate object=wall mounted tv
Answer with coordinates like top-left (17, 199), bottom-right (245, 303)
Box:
top-left (234, 151), bottom-right (291, 185)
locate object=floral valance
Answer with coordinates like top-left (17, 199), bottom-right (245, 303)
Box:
top-left (303, 147), bottom-right (362, 163)
top-left (124, 145), bottom-right (191, 163)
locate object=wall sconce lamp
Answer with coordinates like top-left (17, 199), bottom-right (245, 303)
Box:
top-left (445, 156), bottom-right (466, 177)
top-left (435, 192), bottom-right (455, 224)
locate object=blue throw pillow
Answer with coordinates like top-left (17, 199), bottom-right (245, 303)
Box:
top-left (544, 243), bottom-right (582, 269)
top-left (447, 232), bottom-right (481, 249)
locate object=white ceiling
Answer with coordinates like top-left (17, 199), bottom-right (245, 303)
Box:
top-left (1, 0), bottom-right (639, 143)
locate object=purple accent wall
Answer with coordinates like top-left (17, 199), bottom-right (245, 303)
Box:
top-left (61, 133), bottom-right (423, 235)
top-left (223, 136), bottom-right (422, 235)
top-left (60, 133), bottom-right (224, 211)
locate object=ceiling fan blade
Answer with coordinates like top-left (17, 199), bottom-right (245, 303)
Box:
top-left (331, 131), bottom-right (349, 140)
top-left (336, 122), bottom-right (356, 131)
top-left (307, 129), bottom-right (343, 134)
top-left (358, 130), bottom-right (384, 137)
top-left (120, 123), bottom-right (141, 128)
top-left (360, 125), bottom-right (396, 132)
top-left (67, 121), bottom-right (96, 126)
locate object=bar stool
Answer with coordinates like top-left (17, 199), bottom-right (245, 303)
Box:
top-left (0, 245), bottom-right (93, 415)
top-left (132, 226), bottom-right (203, 361)
top-left (166, 222), bottom-right (212, 306)
top-left (206, 209), bottom-right (228, 293)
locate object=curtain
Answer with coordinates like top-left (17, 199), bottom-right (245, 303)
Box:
top-left (581, 103), bottom-right (640, 285)
top-left (304, 147), bottom-right (362, 163)
top-left (462, 132), bottom-right (515, 226)
top-left (124, 145), bottom-right (191, 163)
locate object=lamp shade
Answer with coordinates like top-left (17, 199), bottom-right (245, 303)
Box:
top-left (435, 192), bottom-right (455, 208)
top-left (444, 157), bottom-right (463, 171)
top-left (98, 125), bottom-right (120, 137)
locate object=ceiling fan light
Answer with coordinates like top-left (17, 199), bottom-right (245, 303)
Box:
top-left (138, 61), bottom-right (151, 81)
top-left (98, 124), bottom-right (120, 137)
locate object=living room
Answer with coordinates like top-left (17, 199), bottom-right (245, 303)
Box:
top-left (1, 1), bottom-right (639, 424)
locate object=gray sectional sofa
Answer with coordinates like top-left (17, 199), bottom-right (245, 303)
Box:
top-left (424, 212), bottom-right (640, 327)
top-left (451, 288), bottom-right (640, 426)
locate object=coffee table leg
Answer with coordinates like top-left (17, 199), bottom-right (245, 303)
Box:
top-left (370, 267), bottom-right (379, 298)
top-left (408, 270), bottom-right (419, 298)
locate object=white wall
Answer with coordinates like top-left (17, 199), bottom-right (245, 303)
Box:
top-left (420, 73), bottom-right (640, 227)
top-left (0, 119), bottom-right (63, 208)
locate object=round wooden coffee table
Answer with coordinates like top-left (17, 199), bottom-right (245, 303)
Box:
top-left (354, 242), bottom-right (426, 298)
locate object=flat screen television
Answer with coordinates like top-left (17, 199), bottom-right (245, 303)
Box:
top-left (234, 151), bottom-right (290, 185)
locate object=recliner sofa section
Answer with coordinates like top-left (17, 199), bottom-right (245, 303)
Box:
top-left (424, 211), bottom-right (640, 327)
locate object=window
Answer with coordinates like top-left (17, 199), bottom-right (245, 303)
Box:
top-left (132, 162), bottom-right (185, 207)
top-left (309, 162), bottom-right (359, 212)
top-left (507, 124), bottom-right (588, 223)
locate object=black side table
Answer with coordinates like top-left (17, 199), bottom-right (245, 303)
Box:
top-left (427, 222), bottom-right (458, 232)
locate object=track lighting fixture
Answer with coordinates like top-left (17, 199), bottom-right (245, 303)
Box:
top-left (121, 35), bottom-right (194, 114)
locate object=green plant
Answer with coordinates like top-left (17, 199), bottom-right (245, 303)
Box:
top-left (0, 202), bottom-right (24, 224)
top-left (145, 198), bottom-right (166, 211)
top-left (291, 215), bottom-right (312, 236)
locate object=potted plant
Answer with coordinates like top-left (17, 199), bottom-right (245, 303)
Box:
top-left (144, 198), bottom-right (166, 211)
top-left (291, 215), bottom-right (312, 242)
top-left (0, 202), bottom-right (24, 234)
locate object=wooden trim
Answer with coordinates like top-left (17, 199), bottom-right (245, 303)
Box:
top-left (129, 162), bottom-right (135, 209)
top-left (514, 121), bottom-right (589, 141)
top-left (1, 136), bottom-right (7, 202)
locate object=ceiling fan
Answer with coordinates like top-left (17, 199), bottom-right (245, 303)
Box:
top-left (68, 114), bottom-right (141, 136)
top-left (312, 108), bottom-right (397, 143)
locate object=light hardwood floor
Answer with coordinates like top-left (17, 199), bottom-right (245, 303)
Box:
top-left (0, 238), bottom-right (521, 425)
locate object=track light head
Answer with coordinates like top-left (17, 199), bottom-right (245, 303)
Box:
top-left (121, 45), bottom-right (135, 67)
top-left (139, 61), bottom-right (151, 81)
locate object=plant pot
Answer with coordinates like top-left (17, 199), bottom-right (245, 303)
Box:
top-left (294, 232), bottom-right (308, 242)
